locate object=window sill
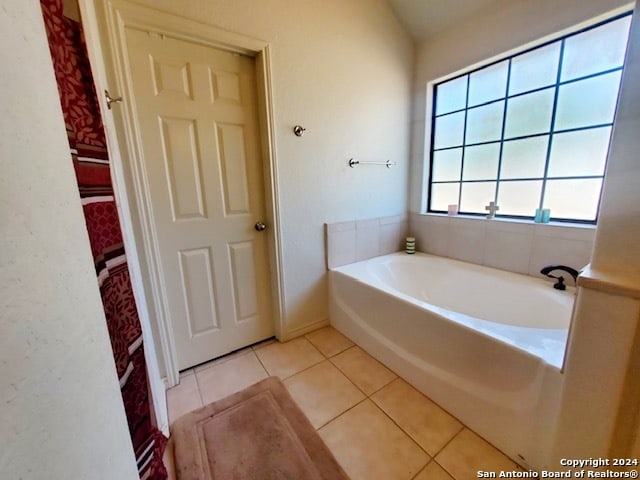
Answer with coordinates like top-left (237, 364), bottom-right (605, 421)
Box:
top-left (417, 212), bottom-right (597, 231)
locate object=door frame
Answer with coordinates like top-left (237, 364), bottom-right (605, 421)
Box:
top-left (79, 0), bottom-right (286, 390)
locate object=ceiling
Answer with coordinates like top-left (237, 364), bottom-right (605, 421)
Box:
top-left (386, 0), bottom-right (502, 42)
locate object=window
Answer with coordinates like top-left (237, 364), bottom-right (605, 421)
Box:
top-left (428, 13), bottom-right (633, 223)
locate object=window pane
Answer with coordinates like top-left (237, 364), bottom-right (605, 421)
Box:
top-left (431, 183), bottom-right (460, 211)
top-left (434, 111), bottom-right (465, 149)
top-left (468, 61), bottom-right (509, 107)
top-left (555, 71), bottom-right (622, 130)
top-left (427, 14), bottom-right (629, 221)
top-left (436, 76), bottom-right (468, 115)
top-left (462, 143), bottom-right (500, 180)
top-left (509, 42), bottom-right (561, 95)
top-left (466, 101), bottom-right (504, 144)
top-left (432, 148), bottom-right (462, 181)
top-left (504, 88), bottom-right (554, 138)
top-left (498, 181), bottom-right (543, 216)
top-left (460, 182), bottom-right (496, 213)
top-left (500, 136), bottom-right (548, 179)
top-left (561, 16), bottom-right (632, 81)
top-left (543, 178), bottom-right (603, 220)
top-left (548, 127), bottom-right (612, 177)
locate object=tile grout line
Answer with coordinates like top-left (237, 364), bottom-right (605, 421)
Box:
top-left (294, 338), bottom-right (377, 431)
top-left (326, 343), bottom-right (400, 400)
top-left (372, 365), bottom-right (475, 446)
top-left (435, 460), bottom-right (461, 480)
top-left (286, 337), bottom-right (377, 431)
top-left (365, 375), bottom-right (459, 462)
top-left (426, 405), bottom-right (521, 474)
top-left (254, 337), bottom-right (326, 380)
top-left (194, 347), bottom-right (254, 375)
top-left (326, 354), bottom-right (371, 399)
top-left (303, 334), bottom-right (332, 360)
top-left (327, 351), bottom-right (397, 399)
top-left (363, 373), bottom-right (399, 397)
top-left (431, 424), bottom-right (465, 459)
top-left (315, 396), bottom-right (370, 432)
top-left (368, 391), bottom-right (435, 463)
top-left (304, 332), bottom-right (355, 360)
top-left (312, 368), bottom-right (433, 471)
top-left (430, 427), bottom-right (467, 480)
top-left (309, 365), bottom-right (370, 430)
top-left (409, 459), bottom-right (436, 480)
top-left (304, 336), bottom-right (430, 458)
top-left (193, 336), bottom-right (274, 374)
top-left (192, 368), bottom-right (205, 407)
top-left (278, 356), bottom-right (325, 380)
top-left (314, 339), bottom-right (471, 473)
top-left (194, 349), bottom-right (267, 403)
top-left (251, 347), bottom-right (271, 377)
top-left (315, 394), bottom-right (432, 476)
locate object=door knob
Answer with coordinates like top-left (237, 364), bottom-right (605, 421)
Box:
top-left (254, 221), bottom-right (267, 231)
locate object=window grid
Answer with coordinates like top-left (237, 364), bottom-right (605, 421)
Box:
top-left (538, 39), bottom-right (566, 212)
top-left (427, 12), bottom-right (632, 223)
top-left (432, 65), bottom-right (625, 121)
top-left (431, 122), bottom-right (616, 152)
top-left (494, 58), bottom-right (513, 208)
top-left (455, 76), bottom-right (471, 209)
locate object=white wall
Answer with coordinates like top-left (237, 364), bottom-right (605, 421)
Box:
top-left (0, 1), bottom-right (139, 478)
top-left (591, 2), bottom-right (640, 279)
top-left (409, 0), bottom-right (634, 212)
top-left (127, 0), bottom-right (414, 337)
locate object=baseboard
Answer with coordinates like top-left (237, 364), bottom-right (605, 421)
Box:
top-left (278, 316), bottom-right (329, 342)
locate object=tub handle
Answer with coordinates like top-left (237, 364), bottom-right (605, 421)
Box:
top-left (540, 265), bottom-right (579, 290)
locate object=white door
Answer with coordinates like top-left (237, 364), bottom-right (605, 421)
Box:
top-left (124, 29), bottom-right (273, 370)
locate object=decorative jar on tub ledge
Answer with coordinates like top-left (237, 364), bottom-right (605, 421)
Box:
top-left (405, 236), bottom-right (416, 254)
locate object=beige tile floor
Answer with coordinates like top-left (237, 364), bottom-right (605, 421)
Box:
top-left (164, 326), bottom-right (520, 480)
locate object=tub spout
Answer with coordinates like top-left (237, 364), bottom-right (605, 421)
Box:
top-left (540, 265), bottom-right (579, 290)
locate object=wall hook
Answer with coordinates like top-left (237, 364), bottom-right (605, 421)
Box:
top-left (104, 90), bottom-right (123, 110)
top-left (293, 125), bottom-right (306, 137)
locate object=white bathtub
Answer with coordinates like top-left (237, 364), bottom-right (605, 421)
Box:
top-left (329, 252), bottom-right (573, 469)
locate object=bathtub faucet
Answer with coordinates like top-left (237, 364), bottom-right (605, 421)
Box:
top-left (540, 265), bottom-right (579, 290)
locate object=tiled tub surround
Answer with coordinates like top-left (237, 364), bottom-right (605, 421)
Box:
top-left (326, 213), bottom-right (595, 280)
top-left (329, 254), bottom-right (568, 471)
top-left (165, 327), bottom-right (522, 480)
top-left (325, 213), bottom-right (408, 269)
top-left (409, 213), bottom-right (595, 278)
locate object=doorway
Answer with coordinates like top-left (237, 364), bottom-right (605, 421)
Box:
top-left (82, 0), bottom-right (284, 385)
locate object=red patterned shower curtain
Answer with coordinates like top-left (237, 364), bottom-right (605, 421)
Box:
top-left (40, 1), bottom-right (167, 478)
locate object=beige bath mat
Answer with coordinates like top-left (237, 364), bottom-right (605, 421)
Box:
top-left (171, 376), bottom-right (349, 480)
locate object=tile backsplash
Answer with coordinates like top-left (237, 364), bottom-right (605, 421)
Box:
top-left (326, 212), bottom-right (595, 279)
top-left (325, 214), bottom-right (408, 269)
top-left (409, 212), bottom-right (596, 278)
